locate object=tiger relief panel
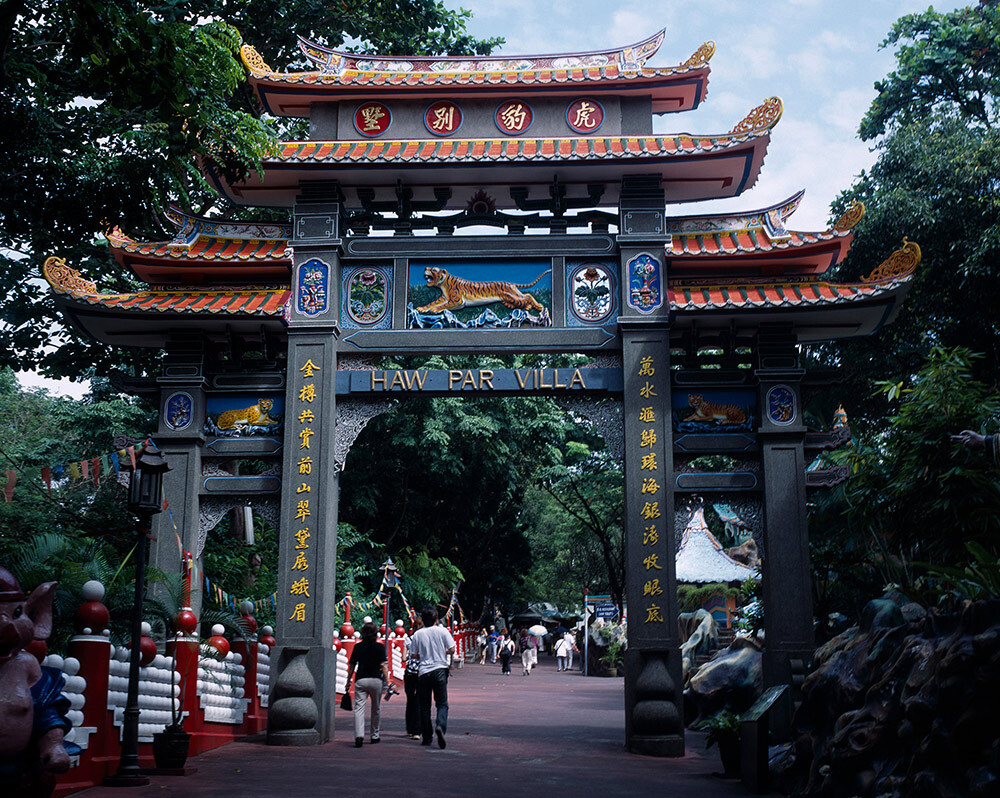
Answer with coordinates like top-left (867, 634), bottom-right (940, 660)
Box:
top-left (204, 395), bottom-right (285, 437)
top-left (406, 260), bottom-right (553, 329)
top-left (671, 390), bottom-right (756, 434)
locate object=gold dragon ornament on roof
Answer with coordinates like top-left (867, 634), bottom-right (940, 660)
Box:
top-left (729, 97), bottom-right (783, 135)
top-left (42, 257), bottom-right (97, 294)
top-left (863, 239), bottom-right (922, 283)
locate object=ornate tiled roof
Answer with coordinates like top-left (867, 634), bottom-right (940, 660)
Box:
top-left (675, 508), bottom-right (754, 583)
top-left (295, 29), bottom-right (669, 74)
top-left (269, 97), bottom-right (779, 164)
top-left (242, 34), bottom-right (712, 90)
top-left (668, 239), bottom-right (920, 310)
top-left (107, 228), bottom-right (289, 263)
top-left (43, 257), bottom-right (289, 316)
top-left (665, 195), bottom-right (864, 274)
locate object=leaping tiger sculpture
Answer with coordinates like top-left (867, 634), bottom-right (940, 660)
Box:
top-left (415, 267), bottom-right (550, 314)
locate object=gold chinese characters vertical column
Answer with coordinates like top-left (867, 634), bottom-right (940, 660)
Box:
top-left (268, 196), bottom-right (342, 746)
top-left (621, 328), bottom-right (684, 757)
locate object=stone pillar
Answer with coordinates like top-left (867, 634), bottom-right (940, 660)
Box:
top-left (755, 325), bottom-right (813, 735)
top-left (267, 186), bottom-right (342, 745)
top-left (618, 175), bottom-right (683, 757)
top-left (150, 335), bottom-right (206, 616)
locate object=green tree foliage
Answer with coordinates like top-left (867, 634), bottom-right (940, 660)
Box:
top-left (338, 357), bottom-right (575, 619)
top-left (0, 370), bottom-right (156, 649)
top-left (0, 1), bottom-right (500, 380)
top-left (809, 348), bottom-right (1000, 616)
top-left (816, 2), bottom-right (1000, 426)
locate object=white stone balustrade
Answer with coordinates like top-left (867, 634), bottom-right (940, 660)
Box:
top-left (107, 646), bottom-right (181, 742)
top-left (256, 642), bottom-right (271, 708)
top-left (197, 648), bottom-right (248, 724)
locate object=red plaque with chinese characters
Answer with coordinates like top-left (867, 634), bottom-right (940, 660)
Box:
top-left (494, 100), bottom-right (533, 135)
top-left (565, 98), bottom-right (605, 134)
top-left (424, 101), bottom-right (462, 136)
top-left (353, 102), bottom-right (391, 137)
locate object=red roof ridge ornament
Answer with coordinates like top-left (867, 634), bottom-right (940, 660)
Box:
top-left (294, 29), bottom-right (667, 76)
top-left (666, 190), bottom-right (805, 237)
top-left (832, 201), bottom-right (865, 233)
top-left (863, 238), bottom-right (921, 283)
top-left (728, 96), bottom-right (783, 135)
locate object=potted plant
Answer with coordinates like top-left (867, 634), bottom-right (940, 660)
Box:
top-left (700, 710), bottom-right (741, 778)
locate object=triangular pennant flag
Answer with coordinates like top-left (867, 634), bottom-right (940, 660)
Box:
top-left (40, 466), bottom-right (52, 496)
top-left (81, 460), bottom-right (89, 481)
top-left (100, 454), bottom-right (110, 477)
top-left (91, 457), bottom-right (101, 487)
top-left (110, 452), bottom-right (120, 473)
top-left (3, 471), bottom-right (17, 504)
top-left (68, 462), bottom-right (81, 480)
top-left (127, 446), bottom-right (136, 470)
top-left (53, 465), bottom-right (64, 480)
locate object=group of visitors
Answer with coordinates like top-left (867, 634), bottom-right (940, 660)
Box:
top-left (346, 606), bottom-right (454, 750)
top-left (475, 625), bottom-right (579, 676)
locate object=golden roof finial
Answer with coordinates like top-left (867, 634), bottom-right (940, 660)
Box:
top-left (729, 97), bottom-right (783, 135)
top-left (240, 44), bottom-right (272, 75)
top-left (681, 41), bottom-right (716, 69)
top-left (833, 201), bottom-right (865, 233)
top-left (42, 257), bottom-right (98, 295)
top-left (863, 238), bottom-right (922, 283)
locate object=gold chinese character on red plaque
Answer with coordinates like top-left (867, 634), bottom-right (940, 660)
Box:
top-left (566, 98), bottom-right (604, 133)
top-left (353, 102), bottom-right (391, 136)
top-left (495, 100), bottom-right (533, 135)
top-left (424, 101), bottom-right (462, 136)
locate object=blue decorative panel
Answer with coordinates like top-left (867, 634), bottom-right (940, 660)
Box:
top-left (626, 252), bottom-right (663, 314)
top-left (340, 265), bottom-right (392, 329)
top-left (566, 262), bottom-right (616, 326)
top-left (164, 391), bottom-right (193, 431)
top-left (766, 385), bottom-right (796, 426)
top-left (297, 258), bottom-right (329, 317)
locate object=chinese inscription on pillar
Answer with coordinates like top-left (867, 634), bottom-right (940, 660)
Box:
top-left (629, 349), bottom-right (669, 633)
top-left (288, 357), bottom-right (322, 626)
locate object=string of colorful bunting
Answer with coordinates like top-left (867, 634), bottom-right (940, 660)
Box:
top-left (1, 439), bottom-right (148, 504)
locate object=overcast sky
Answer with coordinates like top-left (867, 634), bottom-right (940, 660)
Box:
top-left (23, 0), bottom-right (966, 398)
top-left (455, 0), bottom-right (964, 228)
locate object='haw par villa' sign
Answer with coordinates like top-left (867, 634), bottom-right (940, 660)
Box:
top-left (44, 26), bottom-right (920, 756)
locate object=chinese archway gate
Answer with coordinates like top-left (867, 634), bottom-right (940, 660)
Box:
top-left (45, 28), bottom-right (919, 755)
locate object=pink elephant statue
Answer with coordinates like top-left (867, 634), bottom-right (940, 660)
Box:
top-left (0, 566), bottom-right (71, 795)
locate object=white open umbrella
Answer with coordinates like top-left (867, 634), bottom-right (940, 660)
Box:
top-left (528, 624), bottom-right (547, 636)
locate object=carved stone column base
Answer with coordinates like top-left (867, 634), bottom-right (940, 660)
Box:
top-left (267, 729), bottom-right (322, 746)
top-left (629, 734), bottom-right (685, 757)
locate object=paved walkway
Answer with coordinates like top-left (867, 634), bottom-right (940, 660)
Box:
top-left (80, 655), bottom-right (752, 797)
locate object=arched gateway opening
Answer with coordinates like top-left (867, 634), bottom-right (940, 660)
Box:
top-left (45, 28), bottom-right (919, 757)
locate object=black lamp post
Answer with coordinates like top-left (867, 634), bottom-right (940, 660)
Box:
top-left (105, 448), bottom-right (170, 787)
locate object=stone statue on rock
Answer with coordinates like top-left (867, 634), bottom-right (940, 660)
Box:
top-left (0, 566), bottom-right (72, 796)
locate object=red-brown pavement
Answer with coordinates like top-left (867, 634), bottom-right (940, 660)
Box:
top-left (78, 655), bottom-right (757, 797)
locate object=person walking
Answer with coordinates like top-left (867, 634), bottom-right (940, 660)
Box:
top-left (528, 629), bottom-right (539, 671)
top-left (409, 606), bottom-right (456, 749)
top-left (402, 616), bottom-right (423, 739)
top-left (476, 627), bottom-right (488, 665)
top-left (566, 631), bottom-right (579, 671)
top-left (487, 625), bottom-right (500, 663)
top-left (518, 628), bottom-right (532, 676)
top-left (498, 631), bottom-right (514, 675)
top-left (554, 632), bottom-right (571, 671)
top-left (345, 621), bottom-right (389, 748)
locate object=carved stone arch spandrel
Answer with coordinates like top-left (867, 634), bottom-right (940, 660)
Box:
top-left (197, 497), bottom-right (280, 558)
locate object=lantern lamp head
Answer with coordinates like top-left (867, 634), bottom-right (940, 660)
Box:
top-left (127, 449), bottom-right (171, 514)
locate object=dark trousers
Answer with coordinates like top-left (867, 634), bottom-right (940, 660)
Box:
top-left (404, 670), bottom-right (420, 736)
top-left (417, 668), bottom-right (449, 743)
top-left (499, 651), bottom-right (512, 673)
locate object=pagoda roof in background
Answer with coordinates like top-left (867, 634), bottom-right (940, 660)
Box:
top-left (240, 31), bottom-right (713, 116)
top-left (41, 240), bottom-right (920, 348)
top-left (208, 97), bottom-right (781, 208)
top-left (675, 507), bottom-right (754, 584)
top-left (107, 207), bottom-right (292, 285)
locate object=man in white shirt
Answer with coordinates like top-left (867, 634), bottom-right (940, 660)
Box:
top-left (409, 606), bottom-right (456, 749)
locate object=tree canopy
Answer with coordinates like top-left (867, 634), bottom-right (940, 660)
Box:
top-left (0, 1), bottom-right (500, 380)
